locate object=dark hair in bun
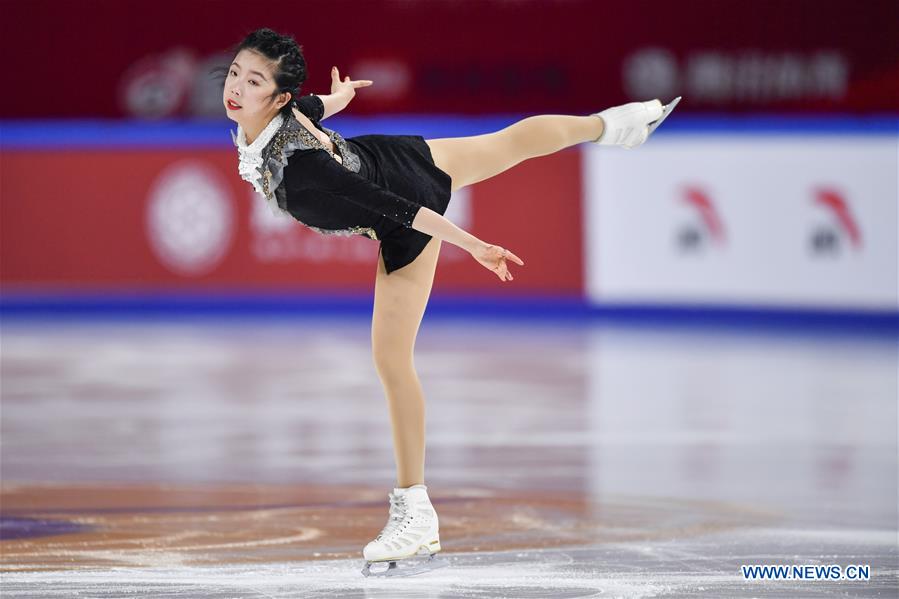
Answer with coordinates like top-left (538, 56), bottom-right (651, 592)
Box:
top-left (212, 28), bottom-right (307, 118)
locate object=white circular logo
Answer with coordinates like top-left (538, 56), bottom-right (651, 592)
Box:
top-left (623, 47), bottom-right (679, 100)
top-left (146, 161), bottom-right (235, 276)
top-left (119, 50), bottom-right (195, 118)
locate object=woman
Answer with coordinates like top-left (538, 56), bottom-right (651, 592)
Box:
top-left (220, 28), bottom-right (677, 577)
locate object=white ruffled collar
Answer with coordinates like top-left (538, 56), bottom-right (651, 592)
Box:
top-left (231, 113), bottom-right (292, 218)
top-left (231, 113), bottom-right (285, 192)
top-left (232, 112), bottom-right (285, 153)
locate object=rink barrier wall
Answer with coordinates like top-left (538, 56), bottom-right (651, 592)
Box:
top-left (1, 292), bottom-right (896, 336)
top-left (1, 115), bottom-right (897, 149)
top-left (581, 124), bottom-right (898, 312)
top-left (1, 115), bottom-right (896, 330)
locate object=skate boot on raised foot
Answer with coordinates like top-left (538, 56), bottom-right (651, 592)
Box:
top-left (592, 96), bottom-right (682, 149)
top-left (361, 484), bottom-right (448, 577)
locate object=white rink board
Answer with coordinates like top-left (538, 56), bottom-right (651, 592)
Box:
top-left (581, 135), bottom-right (898, 309)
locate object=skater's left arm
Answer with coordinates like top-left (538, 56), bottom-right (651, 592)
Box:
top-left (283, 151), bottom-right (524, 281)
top-left (318, 66), bottom-right (373, 119)
top-left (290, 151), bottom-right (482, 252)
top-left (409, 208), bottom-right (482, 254)
top-left (410, 209), bottom-right (525, 282)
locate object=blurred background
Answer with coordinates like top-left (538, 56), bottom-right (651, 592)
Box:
top-left (0, 1), bottom-right (896, 596)
top-left (0, 0), bottom-right (895, 316)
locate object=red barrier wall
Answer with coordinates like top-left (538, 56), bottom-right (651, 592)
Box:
top-left (0, 148), bottom-right (583, 294)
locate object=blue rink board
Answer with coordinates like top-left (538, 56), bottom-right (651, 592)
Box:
top-left (0, 114), bottom-right (896, 149)
top-left (0, 291), bottom-right (896, 337)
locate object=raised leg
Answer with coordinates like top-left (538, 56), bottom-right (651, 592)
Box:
top-left (425, 114), bottom-right (604, 192)
top-left (371, 237), bottom-right (442, 487)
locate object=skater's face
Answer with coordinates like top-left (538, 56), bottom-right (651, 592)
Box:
top-left (223, 50), bottom-right (291, 130)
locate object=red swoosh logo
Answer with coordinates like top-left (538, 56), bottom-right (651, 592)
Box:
top-left (682, 187), bottom-right (726, 245)
top-left (814, 189), bottom-right (862, 249)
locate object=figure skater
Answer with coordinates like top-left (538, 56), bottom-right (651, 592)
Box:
top-left (217, 28), bottom-right (679, 577)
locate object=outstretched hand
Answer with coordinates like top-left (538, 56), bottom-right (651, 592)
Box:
top-left (471, 242), bottom-right (525, 282)
top-left (330, 66), bottom-right (372, 101)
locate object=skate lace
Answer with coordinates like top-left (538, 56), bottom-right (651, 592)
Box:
top-left (375, 493), bottom-right (408, 541)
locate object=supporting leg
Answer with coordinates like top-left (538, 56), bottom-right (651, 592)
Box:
top-left (370, 237), bottom-right (442, 487)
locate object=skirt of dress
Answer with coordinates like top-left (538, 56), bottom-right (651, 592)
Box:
top-left (345, 134), bottom-right (453, 275)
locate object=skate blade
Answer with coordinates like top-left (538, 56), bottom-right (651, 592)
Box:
top-left (646, 96), bottom-right (681, 137)
top-left (361, 553), bottom-right (449, 578)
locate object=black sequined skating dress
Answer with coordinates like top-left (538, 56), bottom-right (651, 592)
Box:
top-left (246, 94), bottom-right (454, 275)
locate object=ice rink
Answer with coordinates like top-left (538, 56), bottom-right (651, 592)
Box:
top-left (1, 316), bottom-right (897, 597)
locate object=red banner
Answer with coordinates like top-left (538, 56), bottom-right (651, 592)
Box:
top-left (0, 148), bottom-right (583, 293)
top-left (1, 0), bottom-right (895, 119)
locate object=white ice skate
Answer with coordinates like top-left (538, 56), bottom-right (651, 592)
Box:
top-left (361, 484), bottom-right (448, 577)
top-left (592, 96), bottom-right (682, 149)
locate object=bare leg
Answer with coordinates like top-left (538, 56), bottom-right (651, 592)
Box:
top-left (425, 114), bottom-right (604, 192)
top-left (371, 237), bottom-right (442, 487)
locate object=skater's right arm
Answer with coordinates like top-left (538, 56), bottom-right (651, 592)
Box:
top-left (317, 66), bottom-right (373, 120)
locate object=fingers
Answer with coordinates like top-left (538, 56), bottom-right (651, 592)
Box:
top-left (505, 250), bottom-right (524, 266)
top-left (493, 266), bottom-right (512, 282)
top-left (333, 67), bottom-right (373, 87)
top-left (490, 256), bottom-right (512, 281)
top-left (481, 244), bottom-right (522, 282)
top-left (497, 247), bottom-right (525, 267)
top-left (495, 255), bottom-right (516, 282)
top-left (347, 75), bottom-right (373, 87)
